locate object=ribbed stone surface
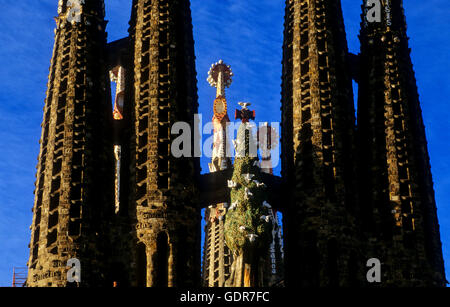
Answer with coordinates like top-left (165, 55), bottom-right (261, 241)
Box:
top-left (27, 0), bottom-right (114, 287)
top-left (122, 0), bottom-right (201, 287)
top-left (357, 0), bottom-right (446, 287)
top-left (281, 0), bottom-right (362, 287)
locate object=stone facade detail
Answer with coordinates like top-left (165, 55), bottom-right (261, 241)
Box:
top-left (357, 0), bottom-right (446, 286)
top-left (202, 204), bottom-right (232, 287)
top-left (123, 0), bottom-right (201, 287)
top-left (27, 0), bottom-right (114, 287)
top-left (26, 0), bottom-right (446, 287)
top-left (281, 0), bottom-right (363, 287)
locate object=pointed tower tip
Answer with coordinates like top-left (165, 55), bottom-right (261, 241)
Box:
top-left (57, 0), bottom-right (105, 22)
top-left (207, 60), bottom-right (233, 89)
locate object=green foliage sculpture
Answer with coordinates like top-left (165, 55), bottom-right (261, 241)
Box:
top-left (224, 106), bottom-right (273, 287)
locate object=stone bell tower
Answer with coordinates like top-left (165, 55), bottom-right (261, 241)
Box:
top-left (27, 0), bottom-right (114, 287)
top-left (125, 0), bottom-right (201, 287)
top-left (281, 0), bottom-right (363, 287)
top-left (357, 0), bottom-right (446, 286)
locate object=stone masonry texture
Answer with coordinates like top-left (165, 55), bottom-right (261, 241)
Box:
top-left (27, 0), bottom-right (114, 287)
top-left (356, 0), bottom-right (446, 286)
top-left (26, 0), bottom-right (446, 287)
top-left (281, 0), bottom-right (363, 287)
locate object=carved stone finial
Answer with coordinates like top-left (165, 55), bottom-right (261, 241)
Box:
top-left (207, 60), bottom-right (233, 98)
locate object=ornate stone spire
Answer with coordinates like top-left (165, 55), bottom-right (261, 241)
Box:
top-left (357, 0), bottom-right (446, 286)
top-left (208, 60), bottom-right (233, 172)
top-left (202, 61), bottom-right (233, 287)
top-left (27, 0), bottom-right (113, 287)
top-left (125, 0), bottom-right (200, 287)
top-left (207, 60), bottom-right (233, 98)
top-left (281, 0), bottom-right (362, 287)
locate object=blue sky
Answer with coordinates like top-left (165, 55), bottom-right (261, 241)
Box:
top-left (0, 1), bottom-right (448, 286)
